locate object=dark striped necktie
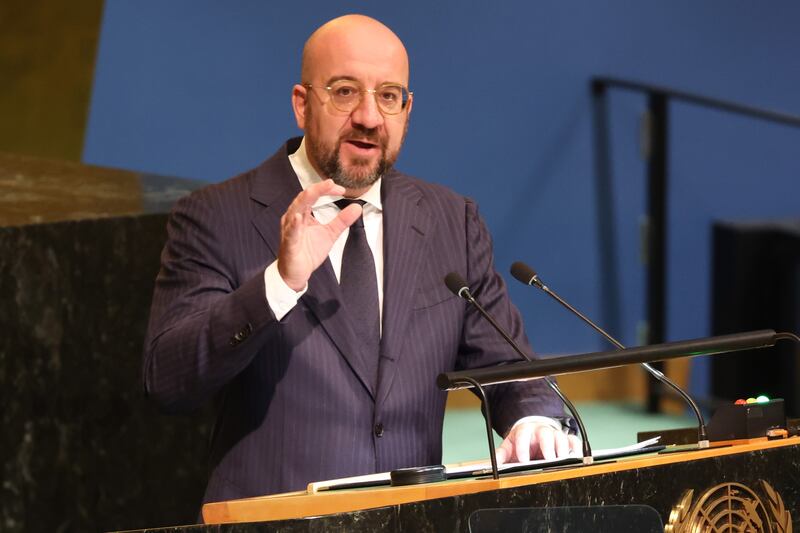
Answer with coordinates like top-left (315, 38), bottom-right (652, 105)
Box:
top-left (334, 199), bottom-right (380, 387)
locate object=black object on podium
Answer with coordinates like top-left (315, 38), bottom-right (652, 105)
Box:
top-left (711, 219), bottom-right (800, 417)
top-left (707, 399), bottom-right (786, 441)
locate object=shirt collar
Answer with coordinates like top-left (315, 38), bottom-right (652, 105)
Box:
top-left (288, 137), bottom-right (383, 210)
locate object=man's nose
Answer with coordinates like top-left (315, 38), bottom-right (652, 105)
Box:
top-left (350, 91), bottom-right (384, 130)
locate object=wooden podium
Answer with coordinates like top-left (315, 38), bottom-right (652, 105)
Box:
top-left (177, 438), bottom-right (799, 532)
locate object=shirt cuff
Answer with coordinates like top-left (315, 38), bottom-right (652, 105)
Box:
top-left (509, 415), bottom-right (564, 434)
top-left (264, 261), bottom-right (307, 321)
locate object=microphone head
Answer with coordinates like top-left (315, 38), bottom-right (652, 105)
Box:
top-left (444, 272), bottom-right (469, 298)
top-left (510, 261), bottom-right (538, 286)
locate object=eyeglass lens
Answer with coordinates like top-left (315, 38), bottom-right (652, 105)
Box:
top-left (328, 80), bottom-right (409, 114)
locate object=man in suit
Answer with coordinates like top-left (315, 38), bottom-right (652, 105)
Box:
top-left (143, 14), bottom-right (580, 505)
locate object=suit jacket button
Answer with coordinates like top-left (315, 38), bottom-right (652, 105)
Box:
top-left (374, 423), bottom-right (384, 438)
top-left (229, 323), bottom-right (252, 346)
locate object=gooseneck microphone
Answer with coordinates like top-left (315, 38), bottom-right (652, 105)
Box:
top-left (444, 272), bottom-right (593, 464)
top-left (510, 261), bottom-right (710, 449)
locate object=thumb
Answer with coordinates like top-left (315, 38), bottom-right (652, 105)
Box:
top-left (327, 203), bottom-right (362, 235)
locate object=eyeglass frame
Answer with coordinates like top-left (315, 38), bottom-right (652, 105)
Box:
top-left (303, 80), bottom-right (413, 115)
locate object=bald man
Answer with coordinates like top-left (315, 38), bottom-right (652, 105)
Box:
top-left (143, 14), bottom-right (580, 507)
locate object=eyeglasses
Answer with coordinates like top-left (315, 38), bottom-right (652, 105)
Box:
top-left (304, 80), bottom-right (412, 115)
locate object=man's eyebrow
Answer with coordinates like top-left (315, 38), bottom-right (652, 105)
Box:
top-left (325, 75), bottom-right (405, 87)
top-left (326, 75), bottom-right (359, 85)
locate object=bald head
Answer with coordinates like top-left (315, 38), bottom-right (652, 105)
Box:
top-left (301, 15), bottom-right (409, 86)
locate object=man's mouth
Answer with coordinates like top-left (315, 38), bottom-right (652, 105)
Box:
top-left (345, 139), bottom-right (379, 150)
top-left (341, 138), bottom-right (382, 158)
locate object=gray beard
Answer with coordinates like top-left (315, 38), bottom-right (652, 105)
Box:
top-left (313, 140), bottom-right (391, 190)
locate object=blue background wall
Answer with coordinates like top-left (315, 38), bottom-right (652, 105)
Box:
top-left (84, 1), bottom-right (800, 398)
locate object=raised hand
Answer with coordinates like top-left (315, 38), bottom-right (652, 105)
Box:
top-left (277, 179), bottom-right (362, 291)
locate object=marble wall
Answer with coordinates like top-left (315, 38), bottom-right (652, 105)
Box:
top-left (0, 153), bottom-right (210, 532)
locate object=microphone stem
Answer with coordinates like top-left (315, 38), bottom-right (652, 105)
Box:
top-left (467, 293), bottom-right (533, 362)
top-left (544, 377), bottom-right (593, 461)
top-left (464, 292), bottom-right (593, 461)
top-left (539, 284), bottom-right (709, 448)
top-left (541, 283), bottom-right (624, 350)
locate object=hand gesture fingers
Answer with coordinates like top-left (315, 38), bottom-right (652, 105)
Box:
top-left (327, 201), bottom-right (362, 233)
top-left (278, 179), bottom-right (361, 291)
top-left (286, 179), bottom-right (346, 218)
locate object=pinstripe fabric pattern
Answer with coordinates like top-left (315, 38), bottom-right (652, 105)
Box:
top-left (142, 138), bottom-right (564, 505)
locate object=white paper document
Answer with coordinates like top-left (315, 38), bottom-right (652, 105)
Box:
top-left (308, 436), bottom-right (661, 493)
top-left (446, 436), bottom-right (661, 475)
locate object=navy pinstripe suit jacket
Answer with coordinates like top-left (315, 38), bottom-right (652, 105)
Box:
top-left (143, 138), bottom-right (563, 504)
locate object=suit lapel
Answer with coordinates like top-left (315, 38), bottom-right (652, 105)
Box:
top-left (303, 261), bottom-right (377, 400)
top-left (249, 141), bottom-right (376, 399)
top-left (377, 173), bottom-right (430, 406)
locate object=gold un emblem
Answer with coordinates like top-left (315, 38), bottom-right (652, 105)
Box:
top-left (665, 480), bottom-right (791, 532)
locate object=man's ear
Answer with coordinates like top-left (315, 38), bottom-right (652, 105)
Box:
top-left (291, 84), bottom-right (308, 130)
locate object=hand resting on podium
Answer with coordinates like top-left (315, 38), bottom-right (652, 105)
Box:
top-left (496, 417), bottom-right (583, 464)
